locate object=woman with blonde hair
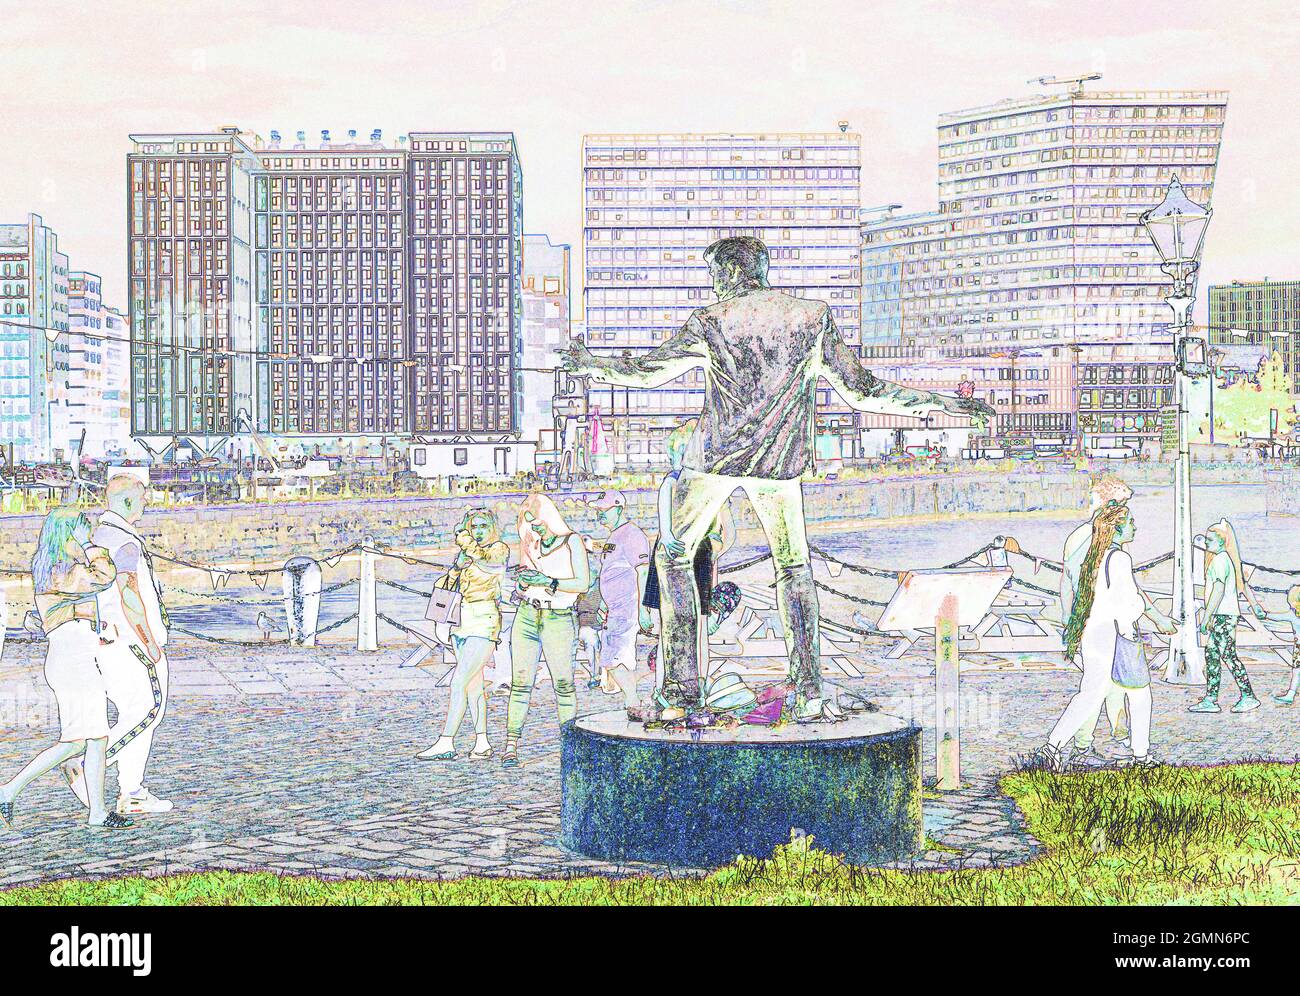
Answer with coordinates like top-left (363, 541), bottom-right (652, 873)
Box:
top-left (503, 493), bottom-right (590, 767)
top-left (1042, 501), bottom-right (1174, 770)
top-left (0, 509), bottom-right (132, 829)
top-left (416, 508), bottom-right (510, 761)
top-left (1191, 518), bottom-right (1265, 714)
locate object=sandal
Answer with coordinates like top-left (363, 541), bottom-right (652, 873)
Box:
top-left (85, 812), bottom-right (134, 831)
top-left (501, 749), bottom-right (519, 768)
top-left (469, 746), bottom-right (494, 760)
top-left (0, 798), bottom-right (14, 828)
top-left (414, 746), bottom-right (457, 761)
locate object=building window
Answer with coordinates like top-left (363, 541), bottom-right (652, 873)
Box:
top-left (454, 447), bottom-right (468, 466)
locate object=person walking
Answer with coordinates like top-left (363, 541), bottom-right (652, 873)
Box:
top-left (0, 509), bottom-right (132, 830)
top-left (1262, 585), bottom-right (1300, 705)
top-left (503, 494), bottom-right (590, 768)
top-left (416, 508), bottom-right (510, 761)
top-left (1043, 501), bottom-right (1175, 770)
top-left (58, 475), bottom-right (172, 817)
top-left (1191, 519), bottom-right (1265, 714)
top-left (587, 490), bottom-right (651, 719)
top-left (1059, 476), bottom-right (1133, 758)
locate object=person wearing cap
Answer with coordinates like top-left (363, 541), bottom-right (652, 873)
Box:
top-left (588, 489), bottom-right (651, 718)
top-left (563, 235), bottom-right (993, 720)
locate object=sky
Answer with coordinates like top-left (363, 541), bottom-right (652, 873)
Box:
top-left (3, 0), bottom-right (1296, 320)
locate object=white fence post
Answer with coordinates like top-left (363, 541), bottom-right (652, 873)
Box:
top-left (935, 593), bottom-right (961, 791)
top-left (358, 536), bottom-right (378, 652)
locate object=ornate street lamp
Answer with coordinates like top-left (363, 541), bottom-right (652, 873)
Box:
top-left (1141, 175), bottom-right (1212, 684)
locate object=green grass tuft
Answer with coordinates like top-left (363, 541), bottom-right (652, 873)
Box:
top-left (4, 762), bottom-right (1300, 905)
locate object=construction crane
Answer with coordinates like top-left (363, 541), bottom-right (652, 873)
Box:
top-left (1028, 73), bottom-right (1102, 96)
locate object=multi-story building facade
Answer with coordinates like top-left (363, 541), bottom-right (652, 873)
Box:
top-left (56, 272), bottom-right (133, 461)
top-left (1209, 279), bottom-right (1300, 393)
top-left (520, 233), bottom-right (571, 462)
top-left (97, 307), bottom-right (132, 458)
top-left (862, 87), bottom-right (1226, 455)
top-left (856, 342), bottom-right (1076, 457)
top-left (128, 127), bottom-right (526, 472)
top-left (128, 128), bottom-right (258, 446)
top-left (0, 213), bottom-right (69, 463)
top-left (583, 131), bottom-right (862, 467)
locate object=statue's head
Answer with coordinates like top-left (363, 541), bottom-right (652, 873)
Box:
top-left (704, 236), bottom-right (769, 300)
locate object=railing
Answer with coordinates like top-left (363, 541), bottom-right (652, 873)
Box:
top-left (3, 530), bottom-right (1299, 652)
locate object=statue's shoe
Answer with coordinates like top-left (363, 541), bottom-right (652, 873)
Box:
top-left (793, 696), bottom-right (846, 723)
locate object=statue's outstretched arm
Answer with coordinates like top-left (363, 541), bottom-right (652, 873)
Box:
top-left (818, 311), bottom-right (941, 416)
top-left (818, 309), bottom-right (995, 425)
top-left (562, 314), bottom-right (708, 388)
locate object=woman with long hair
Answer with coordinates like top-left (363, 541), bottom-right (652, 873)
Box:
top-left (503, 494), bottom-right (590, 768)
top-left (416, 508), bottom-right (510, 761)
top-left (1042, 501), bottom-right (1173, 770)
top-left (1191, 518), bottom-right (1265, 713)
top-left (0, 508), bottom-right (132, 829)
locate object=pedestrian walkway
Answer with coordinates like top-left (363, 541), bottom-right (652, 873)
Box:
top-left (0, 642), bottom-right (1297, 887)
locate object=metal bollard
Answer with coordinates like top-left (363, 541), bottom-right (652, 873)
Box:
top-left (357, 535), bottom-right (378, 652)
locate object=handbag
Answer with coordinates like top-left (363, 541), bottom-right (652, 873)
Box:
top-left (426, 571), bottom-right (463, 626)
top-left (1105, 552), bottom-right (1149, 688)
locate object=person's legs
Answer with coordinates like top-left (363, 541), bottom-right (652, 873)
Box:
top-left (1105, 686), bottom-right (1129, 739)
top-left (657, 471), bottom-right (733, 709)
top-left (539, 610), bottom-right (578, 726)
top-left (1048, 653), bottom-right (1119, 751)
top-left (425, 636), bottom-right (493, 755)
top-left (599, 605), bottom-right (640, 712)
top-left (1125, 686), bottom-right (1152, 758)
top-left (1075, 683), bottom-right (1128, 749)
top-left (82, 736), bottom-right (110, 825)
top-left (1204, 620), bottom-right (1225, 701)
top-left (506, 605), bottom-right (544, 751)
top-left (1220, 623), bottom-right (1255, 702)
top-left (0, 740), bottom-right (84, 804)
top-left (458, 637), bottom-right (495, 753)
top-left (1276, 644), bottom-right (1300, 703)
top-left (103, 646), bottom-right (168, 800)
top-left (744, 476), bottom-right (820, 705)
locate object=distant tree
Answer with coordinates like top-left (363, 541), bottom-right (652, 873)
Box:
top-left (1197, 350), bottom-right (1298, 442)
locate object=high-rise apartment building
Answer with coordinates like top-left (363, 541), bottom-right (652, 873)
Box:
top-left (128, 128), bottom-right (258, 445)
top-left (56, 272), bottom-right (132, 460)
top-left (1209, 279), bottom-right (1300, 393)
top-left (582, 132), bottom-right (862, 466)
top-left (862, 87), bottom-right (1226, 455)
top-left (0, 213), bottom-right (69, 462)
top-left (520, 234), bottom-right (571, 459)
top-left (128, 126), bottom-right (525, 469)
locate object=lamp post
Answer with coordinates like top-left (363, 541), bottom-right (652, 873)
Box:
top-left (1208, 347), bottom-right (1223, 446)
top-left (1140, 176), bottom-right (1212, 685)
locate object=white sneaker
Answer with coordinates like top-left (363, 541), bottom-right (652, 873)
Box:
top-left (116, 789), bottom-right (174, 815)
top-left (60, 758), bottom-right (89, 808)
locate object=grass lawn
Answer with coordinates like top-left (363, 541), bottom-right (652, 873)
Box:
top-left (3, 761), bottom-right (1299, 905)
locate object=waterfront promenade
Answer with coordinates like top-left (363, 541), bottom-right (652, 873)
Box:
top-left (0, 636), bottom-right (1296, 887)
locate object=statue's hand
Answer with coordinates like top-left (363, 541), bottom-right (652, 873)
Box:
top-left (936, 392), bottom-right (996, 429)
top-left (560, 339), bottom-right (596, 376)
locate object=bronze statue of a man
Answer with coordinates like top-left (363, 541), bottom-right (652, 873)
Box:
top-left (563, 236), bottom-right (993, 721)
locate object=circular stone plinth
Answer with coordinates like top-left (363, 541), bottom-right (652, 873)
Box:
top-left (561, 710), bottom-right (922, 867)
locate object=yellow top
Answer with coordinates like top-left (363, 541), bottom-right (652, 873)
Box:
top-left (445, 534), bottom-right (509, 605)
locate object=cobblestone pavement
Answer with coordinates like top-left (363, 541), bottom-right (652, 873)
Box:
top-left (1, 640), bottom-right (1297, 887)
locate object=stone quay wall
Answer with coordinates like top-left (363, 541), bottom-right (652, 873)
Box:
top-left (0, 470), bottom-right (1092, 571)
